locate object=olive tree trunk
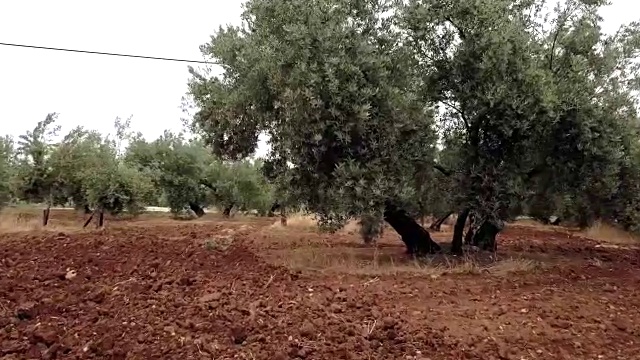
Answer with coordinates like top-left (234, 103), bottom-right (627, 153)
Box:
top-left (222, 203), bottom-right (234, 217)
top-left (383, 204), bottom-right (441, 255)
top-left (451, 208), bottom-right (469, 255)
top-left (188, 202), bottom-right (206, 217)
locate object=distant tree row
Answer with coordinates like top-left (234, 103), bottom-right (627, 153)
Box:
top-left (0, 114), bottom-right (276, 219)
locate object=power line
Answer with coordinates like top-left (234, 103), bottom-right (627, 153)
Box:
top-left (0, 41), bottom-right (217, 64)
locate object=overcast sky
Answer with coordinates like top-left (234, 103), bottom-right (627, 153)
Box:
top-left (0, 0), bottom-right (637, 158)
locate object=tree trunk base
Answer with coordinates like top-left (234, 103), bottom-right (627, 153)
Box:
top-left (223, 205), bottom-right (233, 218)
top-left (189, 202), bottom-right (206, 218)
top-left (471, 220), bottom-right (502, 251)
top-left (429, 212), bottom-right (453, 232)
top-left (269, 202), bottom-right (281, 217)
top-left (451, 208), bottom-right (469, 255)
top-left (384, 204), bottom-right (441, 255)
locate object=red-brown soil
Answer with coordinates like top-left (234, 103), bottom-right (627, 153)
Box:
top-left (1, 211), bottom-right (639, 359)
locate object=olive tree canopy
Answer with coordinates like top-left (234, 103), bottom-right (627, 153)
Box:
top-left (188, 0), bottom-right (640, 254)
top-left (188, 0), bottom-right (442, 254)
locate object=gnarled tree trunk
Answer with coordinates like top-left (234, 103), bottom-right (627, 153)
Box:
top-left (464, 213), bottom-right (476, 245)
top-left (470, 220), bottom-right (502, 251)
top-left (268, 201), bottom-right (281, 217)
top-left (222, 203), bottom-right (234, 217)
top-left (451, 208), bottom-right (469, 255)
top-left (384, 204), bottom-right (441, 255)
top-left (429, 211), bottom-right (453, 231)
top-left (188, 202), bottom-right (205, 217)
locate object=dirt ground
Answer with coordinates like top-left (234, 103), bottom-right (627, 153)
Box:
top-left (1, 209), bottom-right (639, 359)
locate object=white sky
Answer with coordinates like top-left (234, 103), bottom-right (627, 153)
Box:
top-left (0, 0), bottom-right (638, 159)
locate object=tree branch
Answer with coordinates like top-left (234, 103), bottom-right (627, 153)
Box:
top-left (444, 16), bottom-right (466, 40)
top-left (548, 4), bottom-right (575, 71)
top-left (440, 100), bottom-right (470, 130)
top-left (200, 180), bottom-right (217, 192)
top-left (433, 163), bottom-right (452, 177)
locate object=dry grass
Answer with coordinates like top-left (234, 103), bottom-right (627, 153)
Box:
top-left (272, 246), bottom-right (541, 277)
top-left (579, 220), bottom-right (640, 245)
top-left (338, 219), bottom-right (361, 235)
top-left (268, 214), bottom-right (366, 235)
top-left (1, 212), bottom-right (61, 233)
top-left (0, 207), bottom-right (89, 234)
top-left (268, 212), bottom-right (318, 231)
top-left (509, 218), bottom-right (546, 228)
top-left (264, 212), bottom-right (463, 238)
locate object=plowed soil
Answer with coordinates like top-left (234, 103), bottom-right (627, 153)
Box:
top-left (1, 210), bottom-right (639, 359)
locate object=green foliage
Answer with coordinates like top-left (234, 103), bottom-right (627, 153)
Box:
top-left (189, 0), bottom-right (438, 231)
top-left (5, 112), bottom-right (275, 220)
top-left (12, 113), bottom-right (61, 204)
top-left (82, 160), bottom-right (154, 215)
top-left (207, 159), bottom-right (275, 215)
top-left (0, 136), bottom-right (14, 210)
top-left (125, 132), bottom-right (214, 215)
top-left (125, 132), bottom-right (275, 216)
top-left (358, 213), bottom-right (384, 244)
top-left (11, 116), bottom-right (154, 215)
top-left (187, 0), bottom-right (640, 240)
top-left (402, 0), bottom-right (640, 230)
top-left (70, 127), bottom-right (155, 215)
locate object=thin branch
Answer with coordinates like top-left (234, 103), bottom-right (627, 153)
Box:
top-left (433, 164), bottom-right (452, 177)
top-left (440, 100), bottom-right (470, 130)
top-left (548, 4), bottom-right (576, 71)
top-left (200, 180), bottom-right (217, 192)
top-left (444, 16), bottom-right (466, 40)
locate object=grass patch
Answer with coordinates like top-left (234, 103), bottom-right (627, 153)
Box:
top-left (0, 211), bottom-right (57, 233)
top-left (268, 212), bottom-right (318, 231)
top-left (579, 220), bottom-right (640, 245)
top-left (269, 246), bottom-right (542, 277)
top-left (0, 208), bottom-right (93, 233)
top-left (203, 236), bottom-right (234, 251)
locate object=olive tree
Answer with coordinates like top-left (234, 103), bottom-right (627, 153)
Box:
top-left (204, 159), bottom-right (275, 216)
top-left (11, 114), bottom-right (155, 219)
top-left (46, 127), bottom-right (107, 212)
top-left (188, 0), bottom-right (442, 254)
top-left (12, 113), bottom-right (61, 206)
top-left (125, 132), bottom-right (216, 217)
top-left (77, 134), bottom-right (155, 215)
top-left (402, 0), bottom-right (640, 252)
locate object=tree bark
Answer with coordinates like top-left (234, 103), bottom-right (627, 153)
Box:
top-left (464, 213), bottom-right (476, 245)
top-left (42, 206), bottom-right (51, 226)
top-left (269, 201), bottom-right (281, 217)
top-left (83, 210), bottom-right (96, 228)
top-left (534, 215), bottom-right (550, 225)
top-left (550, 217), bottom-right (562, 226)
top-left (84, 205), bottom-right (92, 214)
top-left (188, 202), bottom-right (205, 217)
top-left (222, 203), bottom-right (234, 218)
top-left (429, 211), bottom-right (453, 231)
top-left (471, 220), bottom-right (502, 251)
top-left (451, 208), bottom-right (469, 255)
top-left (383, 204), bottom-right (441, 255)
